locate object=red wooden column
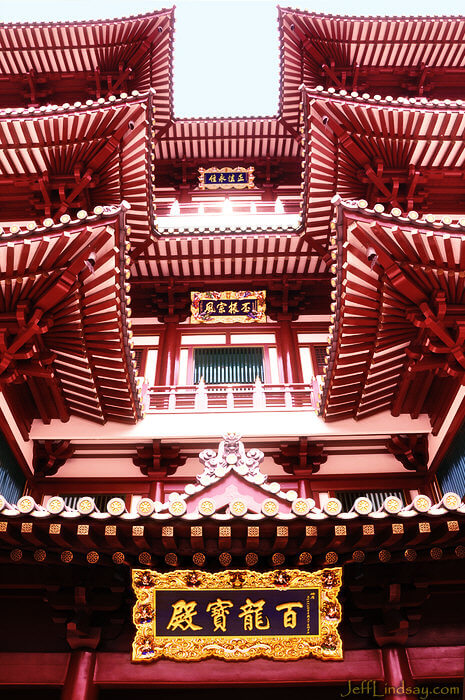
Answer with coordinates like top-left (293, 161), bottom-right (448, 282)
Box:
top-left (278, 315), bottom-right (302, 384)
top-left (419, 478), bottom-right (435, 500)
top-left (382, 647), bottom-right (414, 699)
top-left (298, 476), bottom-right (313, 498)
top-left (61, 651), bottom-right (98, 700)
top-left (154, 317), bottom-right (179, 386)
top-left (148, 479), bottom-right (164, 502)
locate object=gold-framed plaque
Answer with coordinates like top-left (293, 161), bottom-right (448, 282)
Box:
top-left (132, 568), bottom-right (342, 662)
top-left (198, 166), bottom-right (254, 190)
top-left (191, 290), bottom-right (266, 324)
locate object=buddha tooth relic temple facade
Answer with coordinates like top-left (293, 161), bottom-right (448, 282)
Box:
top-left (0, 5), bottom-right (464, 699)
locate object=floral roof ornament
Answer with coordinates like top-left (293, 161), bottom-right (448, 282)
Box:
top-left (198, 433), bottom-right (266, 485)
top-left (158, 433), bottom-right (302, 517)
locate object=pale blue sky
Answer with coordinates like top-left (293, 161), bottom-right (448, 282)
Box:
top-left (1, 0), bottom-right (465, 117)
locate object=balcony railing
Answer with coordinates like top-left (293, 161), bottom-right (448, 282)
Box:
top-left (146, 380), bottom-right (319, 412)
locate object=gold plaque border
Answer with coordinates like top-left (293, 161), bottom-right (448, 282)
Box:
top-left (190, 290), bottom-right (266, 324)
top-left (198, 166), bottom-right (255, 190)
top-left (132, 568), bottom-right (343, 662)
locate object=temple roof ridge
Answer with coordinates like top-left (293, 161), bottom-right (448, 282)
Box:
top-left (0, 202), bottom-right (130, 241)
top-left (0, 88), bottom-right (154, 120)
top-left (303, 84), bottom-right (465, 110)
top-left (155, 220), bottom-right (302, 238)
top-left (172, 114), bottom-right (279, 124)
top-left (0, 438), bottom-right (462, 523)
top-left (197, 433), bottom-right (267, 481)
top-left (0, 6), bottom-right (175, 29)
top-left (333, 197), bottom-right (465, 235)
top-left (278, 6), bottom-right (465, 22)
top-left (1, 487), bottom-right (462, 522)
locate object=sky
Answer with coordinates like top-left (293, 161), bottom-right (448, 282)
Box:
top-left (1, 0), bottom-right (465, 117)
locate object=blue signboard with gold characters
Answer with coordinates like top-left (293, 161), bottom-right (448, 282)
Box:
top-left (132, 568), bottom-right (342, 662)
top-left (191, 291), bottom-right (266, 324)
top-left (198, 166), bottom-right (254, 190)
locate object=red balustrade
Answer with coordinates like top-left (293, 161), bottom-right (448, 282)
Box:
top-left (147, 381), bottom-right (319, 412)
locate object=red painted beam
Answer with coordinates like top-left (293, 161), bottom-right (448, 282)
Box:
top-left (94, 649), bottom-right (384, 686)
top-left (0, 652), bottom-right (69, 686)
top-left (407, 646), bottom-right (465, 680)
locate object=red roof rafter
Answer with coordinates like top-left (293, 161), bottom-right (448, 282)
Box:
top-left (0, 204), bottom-right (142, 426)
top-left (153, 117), bottom-right (301, 162)
top-left (320, 200), bottom-right (465, 431)
top-left (0, 8), bottom-right (175, 129)
top-left (0, 92), bottom-right (155, 248)
top-left (302, 87), bottom-right (465, 256)
top-left (132, 230), bottom-right (327, 281)
top-left (278, 8), bottom-right (465, 129)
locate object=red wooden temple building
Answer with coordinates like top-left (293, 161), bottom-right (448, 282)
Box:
top-left (0, 6), bottom-right (464, 699)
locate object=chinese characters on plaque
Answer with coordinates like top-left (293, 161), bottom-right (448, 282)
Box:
top-left (198, 166), bottom-right (255, 190)
top-left (158, 588), bottom-right (317, 637)
top-left (191, 291), bottom-right (266, 324)
top-left (132, 568), bottom-right (343, 662)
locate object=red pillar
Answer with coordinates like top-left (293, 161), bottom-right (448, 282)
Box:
top-left (154, 324), bottom-right (166, 386)
top-left (298, 477), bottom-right (312, 498)
top-left (419, 479), bottom-right (435, 500)
top-left (61, 651), bottom-right (98, 700)
top-left (278, 316), bottom-right (302, 384)
top-left (382, 647), bottom-right (414, 699)
top-left (155, 317), bottom-right (178, 386)
top-left (154, 480), bottom-right (164, 502)
top-left (148, 479), bottom-right (164, 503)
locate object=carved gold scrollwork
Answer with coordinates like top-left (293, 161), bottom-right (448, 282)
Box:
top-left (132, 568), bottom-right (343, 662)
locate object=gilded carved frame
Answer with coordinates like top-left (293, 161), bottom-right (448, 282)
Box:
top-left (132, 568), bottom-right (342, 662)
top-left (190, 290), bottom-right (266, 324)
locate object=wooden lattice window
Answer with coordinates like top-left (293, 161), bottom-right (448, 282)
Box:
top-left (436, 428), bottom-right (465, 497)
top-left (0, 432), bottom-right (25, 504)
top-left (133, 349), bottom-right (144, 375)
top-left (193, 347), bottom-right (264, 384)
top-left (313, 345), bottom-right (327, 375)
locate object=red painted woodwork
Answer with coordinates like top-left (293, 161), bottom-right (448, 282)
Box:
top-left (149, 382), bottom-right (317, 412)
top-left (0, 11), bottom-right (174, 124)
top-left (429, 396), bottom-right (465, 474)
top-left (0, 210), bottom-right (141, 427)
top-left (277, 317), bottom-right (302, 384)
top-left (0, 652), bottom-right (69, 686)
top-left (382, 647), bottom-right (414, 699)
top-left (0, 96), bottom-right (154, 247)
top-left (154, 326), bottom-right (167, 387)
top-left (321, 203), bottom-right (465, 427)
top-left (0, 648), bottom-right (462, 689)
top-left (150, 480), bottom-right (164, 502)
top-left (407, 646), bottom-right (465, 680)
top-left (302, 89), bottom-right (465, 253)
top-left (94, 649), bottom-right (384, 685)
top-left (1, 9), bottom-right (465, 693)
top-left (133, 233), bottom-right (330, 286)
top-left (298, 478), bottom-right (312, 498)
top-left (61, 651), bottom-right (97, 700)
top-left (155, 320), bottom-right (178, 386)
